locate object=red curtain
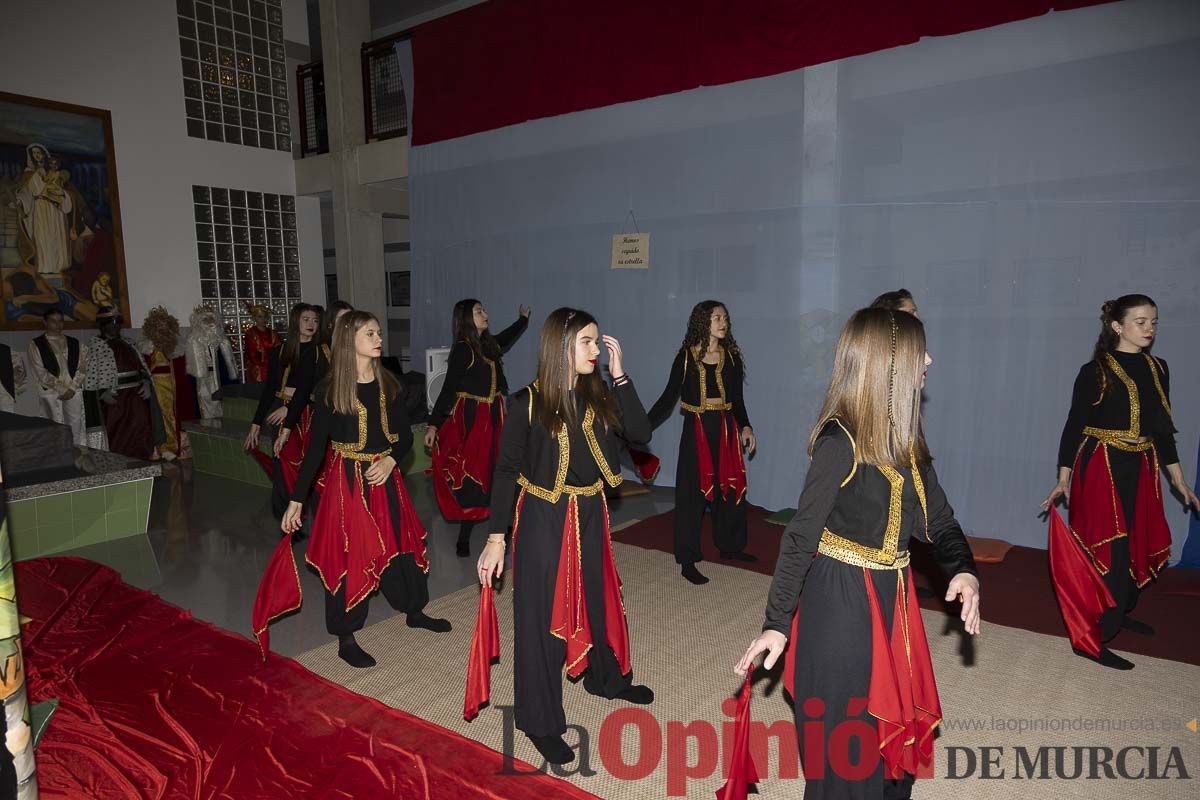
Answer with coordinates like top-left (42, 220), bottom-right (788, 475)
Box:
top-left (412, 0), bottom-right (1116, 144)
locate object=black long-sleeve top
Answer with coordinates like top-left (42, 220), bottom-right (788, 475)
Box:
top-left (1057, 351), bottom-right (1177, 469)
top-left (290, 378), bottom-right (413, 502)
top-left (429, 317), bottom-right (528, 428)
top-left (762, 419), bottom-right (978, 637)
top-left (647, 346), bottom-right (750, 430)
top-left (283, 344), bottom-right (332, 428)
top-left (489, 379), bottom-right (652, 534)
top-left (252, 340), bottom-right (321, 425)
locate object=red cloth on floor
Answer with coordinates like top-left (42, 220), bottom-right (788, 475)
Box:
top-left (716, 668), bottom-right (760, 800)
top-left (463, 586), bottom-right (499, 721)
top-left (17, 557), bottom-right (598, 799)
top-left (1048, 506), bottom-right (1116, 657)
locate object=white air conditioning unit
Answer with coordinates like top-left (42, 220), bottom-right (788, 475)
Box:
top-left (425, 346), bottom-right (452, 411)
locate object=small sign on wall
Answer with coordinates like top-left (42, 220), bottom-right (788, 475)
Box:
top-left (611, 232), bottom-right (649, 269)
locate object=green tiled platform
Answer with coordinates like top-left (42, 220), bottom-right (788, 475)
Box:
top-left (7, 479), bottom-right (154, 561)
top-left (188, 425), bottom-right (273, 487)
top-left (221, 396), bottom-right (258, 423)
top-left (185, 417), bottom-right (431, 486)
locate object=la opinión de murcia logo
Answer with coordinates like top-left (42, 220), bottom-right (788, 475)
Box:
top-left (492, 703), bottom-right (1195, 796)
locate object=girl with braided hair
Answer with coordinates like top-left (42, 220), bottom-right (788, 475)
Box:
top-left (738, 308), bottom-right (980, 800)
top-left (648, 300), bottom-right (756, 585)
top-left (1041, 294), bottom-right (1199, 670)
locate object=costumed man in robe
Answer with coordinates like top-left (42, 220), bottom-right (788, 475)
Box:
top-left (27, 308), bottom-right (87, 444)
top-left (0, 343), bottom-right (26, 414)
top-left (186, 304), bottom-right (238, 418)
top-left (243, 303), bottom-right (280, 385)
top-left (82, 307), bottom-right (155, 460)
top-left (139, 306), bottom-right (198, 461)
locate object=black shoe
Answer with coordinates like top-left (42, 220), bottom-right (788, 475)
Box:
top-left (337, 635), bottom-right (376, 668)
top-left (406, 612), bottom-right (452, 633)
top-left (1121, 617), bottom-right (1155, 636)
top-left (681, 563), bottom-right (709, 585)
top-left (720, 551), bottom-right (758, 562)
top-left (528, 734), bottom-right (575, 765)
top-left (456, 540), bottom-right (471, 558)
top-left (1074, 646), bottom-right (1134, 670)
top-left (616, 684), bottom-right (654, 705)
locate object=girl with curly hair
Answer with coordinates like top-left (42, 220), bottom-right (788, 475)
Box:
top-left (648, 301), bottom-right (756, 584)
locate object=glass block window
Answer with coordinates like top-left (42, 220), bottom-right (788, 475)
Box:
top-left (193, 184), bottom-right (302, 375)
top-left (178, 0), bottom-right (291, 152)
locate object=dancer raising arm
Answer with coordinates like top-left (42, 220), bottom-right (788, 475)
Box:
top-left (425, 299), bottom-right (530, 556)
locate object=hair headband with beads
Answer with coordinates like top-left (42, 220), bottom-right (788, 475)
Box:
top-left (562, 310), bottom-right (577, 338)
top-left (886, 311), bottom-right (898, 429)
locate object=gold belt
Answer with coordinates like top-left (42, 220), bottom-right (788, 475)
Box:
top-left (517, 475), bottom-right (605, 500)
top-left (1083, 430), bottom-right (1154, 452)
top-left (331, 444), bottom-right (391, 462)
top-left (458, 390), bottom-right (500, 404)
top-left (680, 401), bottom-right (732, 414)
top-left (818, 534), bottom-right (911, 570)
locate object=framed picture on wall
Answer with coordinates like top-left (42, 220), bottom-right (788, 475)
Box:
top-left (0, 91), bottom-right (130, 330)
top-left (389, 270), bottom-right (410, 307)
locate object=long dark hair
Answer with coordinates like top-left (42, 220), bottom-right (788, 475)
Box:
top-left (681, 300), bottom-right (744, 370)
top-left (534, 307), bottom-right (620, 436)
top-left (452, 298), bottom-right (501, 361)
top-left (1092, 294), bottom-right (1157, 395)
top-left (320, 300), bottom-right (354, 346)
top-left (281, 303), bottom-right (317, 368)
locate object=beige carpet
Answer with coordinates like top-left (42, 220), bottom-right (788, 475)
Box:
top-left (297, 544), bottom-right (1199, 799)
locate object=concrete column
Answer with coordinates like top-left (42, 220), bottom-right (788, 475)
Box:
top-left (318, 0), bottom-right (386, 323)
top-left (798, 61), bottom-right (840, 311)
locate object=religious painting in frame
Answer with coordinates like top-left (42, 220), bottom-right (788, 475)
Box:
top-left (0, 90), bottom-right (130, 330)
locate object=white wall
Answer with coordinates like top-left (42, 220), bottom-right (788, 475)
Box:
top-left (0, 0), bottom-right (321, 331)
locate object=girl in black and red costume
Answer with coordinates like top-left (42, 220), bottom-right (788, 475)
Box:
top-left (476, 307), bottom-right (654, 766)
top-left (648, 301), bottom-right (757, 585)
top-left (1041, 294), bottom-right (1199, 670)
top-left (425, 299), bottom-right (530, 557)
top-left (254, 311), bottom-right (450, 669)
top-left (244, 303), bottom-right (323, 523)
top-left (738, 308), bottom-right (980, 800)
